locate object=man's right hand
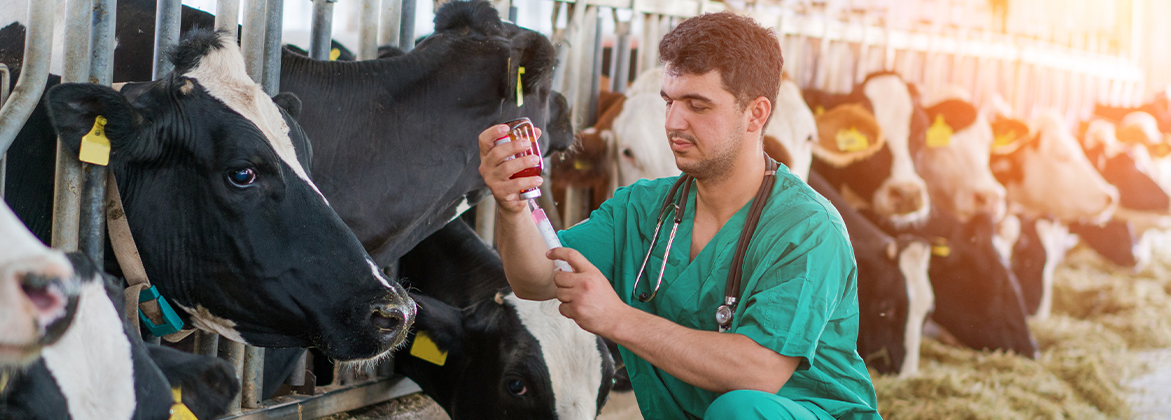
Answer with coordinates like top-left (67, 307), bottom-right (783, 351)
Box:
top-left (478, 124), bottom-right (545, 215)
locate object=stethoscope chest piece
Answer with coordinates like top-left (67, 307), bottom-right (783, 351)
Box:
top-left (715, 304), bottom-right (734, 332)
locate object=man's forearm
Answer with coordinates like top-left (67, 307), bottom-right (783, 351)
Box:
top-left (608, 306), bottom-right (798, 394)
top-left (495, 205), bottom-right (558, 300)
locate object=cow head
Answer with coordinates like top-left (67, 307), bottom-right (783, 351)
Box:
top-left (991, 112), bottom-right (1118, 224)
top-left (916, 211), bottom-right (1037, 358)
top-left (0, 203), bottom-right (79, 368)
top-left (1082, 120), bottom-right (1171, 213)
top-left (763, 78), bottom-right (817, 181)
top-left (402, 293), bottom-right (614, 420)
top-left (807, 73), bottom-right (931, 227)
top-left (551, 92), bottom-right (626, 211)
top-left (45, 30), bottom-right (414, 361)
top-left (855, 236), bottom-right (932, 378)
top-left (611, 90), bottom-right (682, 185)
top-left (917, 97), bottom-right (1007, 221)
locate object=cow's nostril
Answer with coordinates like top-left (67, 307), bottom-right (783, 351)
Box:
top-left (370, 307), bottom-right (404, 332)
top-left (19, 273), bottom-right (65, 312)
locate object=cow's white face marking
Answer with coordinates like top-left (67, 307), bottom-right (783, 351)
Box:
top-left (0, 203), bottom-right (74, 364)
top-left (766, 79), bottom-right (817, 181)
top-left (178, 303), bottom-right (247, 344)
top-left (1010, 112), bottom-right (1118, 224)
top-left (897, 241), bottom-right (932, 378)
top-left (41, 280), bottom-right (136, 420)
top-left (366, 259), bottom-right (394, 290)
top-left (182, 33), bottom-right (327, 202)
top-left (862, 75), bottom-right (930, 226)
top-left (917, 93), bottom-right (1006, 221)
top-left (451, 196), bottom-right (472, 220)
top-left (612, 92), bottom-right (680, 186)
top-left (1031, 219), bottom-right (1071, 321)
top-left (992, 214), bottom-right (1021, 262)
top-left (505, 295), bottom-right (603, 420)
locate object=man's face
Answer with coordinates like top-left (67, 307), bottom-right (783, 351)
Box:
top-left (661, 68), bottom-right (749, 180)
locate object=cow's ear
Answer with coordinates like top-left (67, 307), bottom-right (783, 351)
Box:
top-left (272, 92), bottom-right (302, 120)
top-left (507, 31), bottom-right (555, 101)
top-left (410, 294), bottom-right (464, 354)
top-left (811, 103), bottom-right (885, 167)
top-left (46, 83), bottom-right (158, 163)
top-left (924, 99), bottom-right (979, 133)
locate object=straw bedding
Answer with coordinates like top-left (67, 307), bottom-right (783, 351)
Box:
top-left (873, 236), bottom-right (1171, 420)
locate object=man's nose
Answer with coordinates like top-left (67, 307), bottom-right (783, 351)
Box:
top-left (664, 103), bottom-right (687, 132)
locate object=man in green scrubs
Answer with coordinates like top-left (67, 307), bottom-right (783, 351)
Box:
top-left (477, 12), bottom-right (880, 420)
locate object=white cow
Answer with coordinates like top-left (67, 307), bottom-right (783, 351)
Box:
top-left (916, 87), bottom-right (1007, 221)
top-left (0, 203), bottom-right (77, 368)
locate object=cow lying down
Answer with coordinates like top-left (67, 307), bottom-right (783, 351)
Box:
top-left (0, 202), bottom-right (238, 420)
top-left (398, 220), bottom-right (615, 420)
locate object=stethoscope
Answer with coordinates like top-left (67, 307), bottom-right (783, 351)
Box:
top-left (631, 156), bottom-right (779, 332)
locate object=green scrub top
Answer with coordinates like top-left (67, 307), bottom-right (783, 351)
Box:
top-left (557, 164), bottom-right (881, 420)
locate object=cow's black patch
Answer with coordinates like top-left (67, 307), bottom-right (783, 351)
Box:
top-left (434, 0), bottom-right (505, 36)
top-left (166, 27), bottom-right (228, 76)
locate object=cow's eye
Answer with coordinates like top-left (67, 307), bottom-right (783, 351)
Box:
top-left (506, 378), bottom-right (527, 396)
top-left (622, 148), bottom-right (634, 159)
top-left (227, 167), bottom-right (257, 186)
top-left (807, 134), bottom-right (814, 143)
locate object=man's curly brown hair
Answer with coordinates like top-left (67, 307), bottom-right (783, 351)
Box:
top-left (659, 13), bottom-right (783, 128)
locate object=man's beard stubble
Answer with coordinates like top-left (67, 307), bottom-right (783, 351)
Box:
top-left (669, 122), bottom-right (745, 182)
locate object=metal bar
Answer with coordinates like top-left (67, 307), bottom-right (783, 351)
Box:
top-left (399, 0), bottom-right (416, 51)
top-left (287, 349), bottom-right (307, 386)
top-left (570, 5), bottom-right (598, 130)
top-left (79, 0), bottom-right (116, 264)
top-left (51, 0), bottom-right (95, 252)
top-left (475, 200), bottom-right (496, 245)
top-left (378, 0), bottom-right (401, 49)
top-left (611, 20), bottom-right (631, 93)
top-left (638, 13), bottom-right (658, 75)
top-left (358, 0), bottom-right (379, 60)
top-left (0, 63), bottom-right (9, 198)
top-left (509, 5), bottom-right (518, 22)
top-left (221, 340), bottom-right (247, 412)
top-left (309, 0), bottom-right (335, 60)
top-left (242, 345), bottom-right (265, 408)
top-left (241, 0), bottom-right (268, 84)
top-left (216, 0), bottom-right (242, 41)
top-left (261, 0), bottom-right (283, 95)
top-left (153, 0), bottom-right (182, 80)
top-left (587, 11), bottom-right (603, 127)
top-left (194, 330), bottom-right (220, 357)
top-left (218, 376), bottom-right (420, 420)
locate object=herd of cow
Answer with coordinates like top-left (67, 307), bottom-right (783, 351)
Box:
top-left (2, 0), bottom-right (1169, 419)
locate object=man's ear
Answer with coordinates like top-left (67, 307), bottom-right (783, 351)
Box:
top-left (748, 96), bottom-right (772, 133)
top-left (410, 294), bottom-right (465, 354)
top-left (46, 83), bottom-right (157, 163)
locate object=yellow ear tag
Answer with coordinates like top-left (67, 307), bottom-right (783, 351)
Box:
top-left (835, 127), bottom-right (869, 152)
top-left (994, 130), bottom-right (1018, 149)
top-left (410, 331), bottom-right (449, 366)
top-left (78, 115), bottom-right (111, 166)
top-left (516, 66), bottom-right (525, 108)
top-left (926, 115), bottom-right (953, 148)
top-left (814, 105), bottom-right (825, 116)
top-left (573, 159), bottom-right (591, 171)
top-left (931, 245), bottom-right (950, 257)
top-left (169, 387), bottom-right (198, 420)
top-left (329, 48), bottom-right (341, 61)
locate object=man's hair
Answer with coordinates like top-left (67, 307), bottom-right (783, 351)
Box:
top-left (659, 13), bottom-right (783, 127)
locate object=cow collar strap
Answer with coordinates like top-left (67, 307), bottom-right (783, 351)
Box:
top-left (106, 174), bottom-right (192, 342)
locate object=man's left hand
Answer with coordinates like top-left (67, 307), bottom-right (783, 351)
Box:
top-left (547, 247), bottom-right (630, 337)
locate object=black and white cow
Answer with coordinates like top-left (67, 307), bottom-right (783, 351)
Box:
top-left (398, 220), bottom-right (614, 420)
top-left (0, 202), bottom-right (238, 420)
top-left (3, 29), bottom-right (415, 361)
top-left (804, 72), bottom-right (932, 228)
top-left (868, 206), bottom-right (1039, 358)
top-left (807, 171), bottom-right (932, 377)
top-left (280, 1), bottom-right (568, 266)
top-left (1007, 214), bottom-right (1074, 320)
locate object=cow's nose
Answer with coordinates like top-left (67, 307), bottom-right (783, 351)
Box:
top-left (889, 184), bottom-right (925, 215)
top-left (974, 189), bottom-right (1005, 215)
top-left (19, 272), bottom-right (69, 321)
top-left (369, 303), bottom-right (406, 333)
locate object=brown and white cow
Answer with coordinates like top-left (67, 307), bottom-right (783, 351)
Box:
top-left (917, 88), bottom-right (1007, 221)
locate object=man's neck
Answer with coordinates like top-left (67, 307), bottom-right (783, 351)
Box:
top-left (693, 143), bottom-right (767, 227)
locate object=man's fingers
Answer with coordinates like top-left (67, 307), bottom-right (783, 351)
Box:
top-left (478, 124), bottom-right (510, 156)
top-left (547, 247), bottom-right (595, 274)
top-left (493, 154), bottom-right (542, 181)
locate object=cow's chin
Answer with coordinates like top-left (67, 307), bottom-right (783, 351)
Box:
top-left (335, 347), bottom-right (397, 373)
top-left (0, 341), bottom-right (44, 369)
top-left (874, 201), bottom-right (931, 229)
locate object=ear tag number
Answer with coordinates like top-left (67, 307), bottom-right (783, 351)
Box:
top-left (78, 115), bottom-right (111, 166)
top-left (926, 115), bottom-right (953, 148)
top-left (835, 127), bottom-right (869, 152)
top-left (516, 66), bottom-right (525, 108)
top-left (329, 48), bottom-right (341, 61)
top-left (411, 331), bottom-right (449, 366)
top-left (138, 285), bottom-right (184, 337)
top-left (169, 387), bottom-right (198, 420)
